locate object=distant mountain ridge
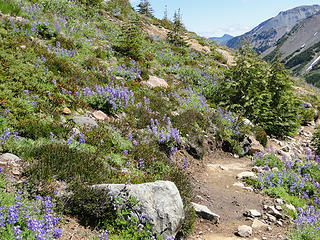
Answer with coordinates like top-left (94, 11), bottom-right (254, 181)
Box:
top-left (263, 11), bottom-right (320, 86)
top-left (209, 34), bottom-right (233, 44)
top-left (226, 5), bottom-right (320, 53)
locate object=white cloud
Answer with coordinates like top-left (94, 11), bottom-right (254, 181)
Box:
top-left (198, 24), bottom-right (252, 37)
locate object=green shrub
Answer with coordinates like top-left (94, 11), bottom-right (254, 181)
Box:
top-left (253, 126), bottom-right (268, 147)
top-left (24, 143), bottom-right (108, 186)
top-left (0, 0), bottom-right (21, 15)
top-left (214, 46), bottom-right (300, 137)
top-left (168, 168), bottom-right (195, 238)
top-left (300, 108), bottom-right (315, 126)
top-left (312, 125), bottom-right (320, 155)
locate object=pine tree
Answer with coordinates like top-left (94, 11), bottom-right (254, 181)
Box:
top-left (163, 5), bottom-right (168, 20)
top-left (118, 16), bottom-right (144, 61)
top-left (167, 9), bottom-right (187, 47)
top-left (137, 0), bottom-right (153, 17)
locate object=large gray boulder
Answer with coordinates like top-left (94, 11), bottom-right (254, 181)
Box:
top-left (92, 181), bottom-right (184, 239)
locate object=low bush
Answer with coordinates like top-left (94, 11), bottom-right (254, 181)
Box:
top-left (214, 46), bottom-right (301, 137)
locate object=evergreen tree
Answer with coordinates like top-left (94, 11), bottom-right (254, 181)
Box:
top-left (118, 16), bottom-right (144, 61)
top-left (166, 9), bottom-right (187, 47)
top-left (214, 45), bottom-right (300, 137)
top-left (163, 5), bottom-right (168, 20)
top-left (137, 0), bottom-right (153, 17)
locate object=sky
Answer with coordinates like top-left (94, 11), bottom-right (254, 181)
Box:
top-left (130, 0), bottom-right (320, 37)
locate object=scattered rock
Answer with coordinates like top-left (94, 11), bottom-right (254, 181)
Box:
top-left (252, 219), bottom-right (268, 229)
top-left (115, 76), bottom-right (124, 81)
top-left (265, 213), bottom-right (277, 222)
top-left (191, 202), bottom-right (220, 224)
top-left (251, 166), bottom-right (261, 173)
top-left (62, 107), bottom-right (72, 115)
top-left (266, 206), bottom-right (282, 219)
top-left (92, 181), bottom-right (184, 239)
top-left (233, 182), bottom-right (245, 188)
top-left (236, 171), bottom-right (256, 180)
top-left (243, 118), bottom-right (254, 127)
top-left (285, 203), bottom-right (296, 212)
top-left (244, 209), bottom-right (262, 218)
top-left (275, 198), bottom-right (284, 205)
top-left (141, 76), bottom-right (169, 88)
top-left (71, 128), bottom-right (81, 135)
top-left (11, 169), bottom-right (21, 176)
top-left (241, 135), bottom-right (264, 155)
top-left (242, 186), bottom-right (254, 192)
top-left (185, 135), bottom-right (204, 160)
top-left (60, 115), bottom-right (67, 123)
top-left (237, 225), bottom-right (252, 237)
top-left (92, 110), bottom-right (108, 121)
top-left (70, 116), bottom-right (98, 129)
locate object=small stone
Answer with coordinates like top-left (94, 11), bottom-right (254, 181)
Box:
top-left (236, 171), bottom-right (256, 180)
top-left (252, 219), bottom-right (268, 229)
top-left (71, 128), bottom-right (81, 135)
top-left (252, 166), bottom-right (260, 173)
top-left (281, 146), bottom-right (290, 152)
top-left (285, 203), bottom-right (296, 212)
top-left (242, 186), bottom-right (254, 192)
top-left (115, 76), bottom-right (124, 81)
top-left (141, 75), bottom-right (169, 88)
top-left (11, 169), bottom-right (21, 176)
top-left (20, 45), bottom-right (26, 49)
top-left (171, 111), bottom-right (179, 117)
top-left (277, 220), bottom-right (283, 226)
top-left (219, 165), bottom-right (226, 170)
top-left (265, 213), bottom-right (277, 222)
top-left (275, 199), bottom-right (284, 205)
top-left (266, 206), bottom-right (282, 218)
top-left (244, 209), bottom-right (262, 218)
top-left (191, 202), bottom-right (220, 224)
top-left (267, 226), bottom-right (272, 232)
top-left (237, 225), bottom-right (252, 237)
top-left (275, 205), bottom-right (282, 211)
top-left (233, 182), bottom-right (245, 188)
top-left (60, 115), bottom-right (67, 123)
top-left (92, 110), bottom-right (108, 120)
top-left (62, 107), bottom-right (72, 115)
top-left (272, 167), bottom-right (279, 172)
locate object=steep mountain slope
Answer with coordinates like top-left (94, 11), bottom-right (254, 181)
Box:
top-left (1, 0), bottom-right (320, 239)
top-left (226, 5), bottom-right (320, 53)
top-left (263, 12), bottom-right (320, 86)
top-left (209, 34), bottom-right (233, 44)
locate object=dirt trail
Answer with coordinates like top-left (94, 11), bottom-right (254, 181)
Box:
top-left (187, 151), bottom-right (287, 240)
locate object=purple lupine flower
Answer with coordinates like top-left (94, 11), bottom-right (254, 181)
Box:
top-left (78, 133), bottom-right (85, 144)
top-left (139, 213), bottom-right (147, 224)
top-left (138, 159), bottom-right (145, 169)
top-left (99, 230), bottom-right (109, 240)
top-left (13, 225), bottom-right (22, 239)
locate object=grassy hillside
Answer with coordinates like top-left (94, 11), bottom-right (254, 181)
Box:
top-left (0, 0), bottom-right (319, 239)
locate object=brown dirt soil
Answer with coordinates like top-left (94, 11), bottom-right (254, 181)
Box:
top-left (185, 150), bottom-right (289, 240)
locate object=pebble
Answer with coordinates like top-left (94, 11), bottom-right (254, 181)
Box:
top-left (237, 225), bottom-right (252, 237)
